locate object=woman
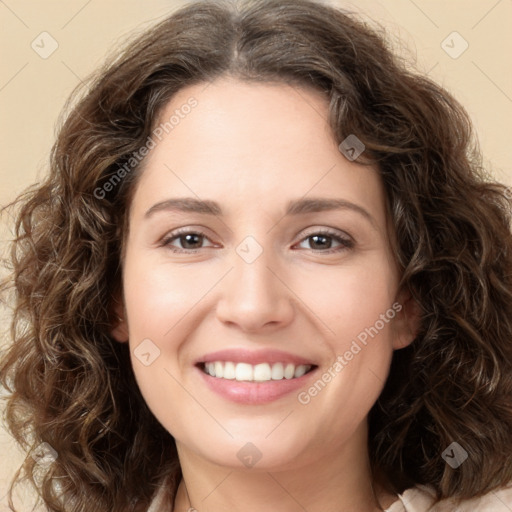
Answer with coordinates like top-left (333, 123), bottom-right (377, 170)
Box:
top-left (1, 0), bottom-right (512, 510)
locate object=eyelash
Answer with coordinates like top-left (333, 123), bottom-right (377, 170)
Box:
top-left (159, 227), bottom-right (354, 255)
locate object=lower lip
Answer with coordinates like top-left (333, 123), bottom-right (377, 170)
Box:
top-left (197, 366), bottom-right (317, 405)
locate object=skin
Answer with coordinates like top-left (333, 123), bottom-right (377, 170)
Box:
top-left (112, 77), bottom-right (419, 512)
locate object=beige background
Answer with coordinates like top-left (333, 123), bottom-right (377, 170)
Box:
top-left (1, 0), bottom-right (511, 509)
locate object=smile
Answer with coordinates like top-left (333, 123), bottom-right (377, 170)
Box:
top-left (201, 361), bottom-right (314, 382)
top-left (196, 348), bottom-right (319, 404)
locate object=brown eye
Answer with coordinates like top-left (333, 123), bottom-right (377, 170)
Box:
top-left (161, 229), bottom-right (215, 253)
top-left (175, 233), bottom-right (204, 250)
top-left (295, 230), bottom-right (354, 254)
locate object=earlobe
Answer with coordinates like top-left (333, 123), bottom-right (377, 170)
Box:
top-left (111, 300), bottom-right (129, 343)
top-left (392, 289), bottom-right (421, 350)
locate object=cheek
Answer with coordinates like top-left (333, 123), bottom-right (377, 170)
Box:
top-left (121, 256), bottom-right (210, 438)
top-left (295, 255), bottom-right (398, 344)
top-left (120, 250), bottom-right (209, 401)
top-left (293, 255), bottom-right (398, 410)
top-left (122, 255), bottom-right (211, 342)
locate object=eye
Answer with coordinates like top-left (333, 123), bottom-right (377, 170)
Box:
top-left (294, 229), bottom-right (354, 254)
top-left (160, 228), bottom-right (216, 253)
top-left (159, 227), bottom-right (354, 254)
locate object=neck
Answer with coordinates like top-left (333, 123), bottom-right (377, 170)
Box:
top-left (172, 424), bottom-right (397, 512)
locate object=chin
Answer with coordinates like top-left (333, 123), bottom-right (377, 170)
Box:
top-left (176, 425), bottom-right (317, 472)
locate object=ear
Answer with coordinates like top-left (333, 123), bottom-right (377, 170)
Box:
top-left (391, 287), bottom-right (421, 350)
top-left (111, 297), bottom-right (129, 343)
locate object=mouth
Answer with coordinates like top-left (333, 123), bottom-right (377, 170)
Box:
top-left (194, 348), bottom-right (319, 404)
top-left (198, 361), bottom-right (316, 382)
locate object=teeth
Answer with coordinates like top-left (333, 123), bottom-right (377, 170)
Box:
top-left (202, 361), bottom-right (312, 382)
top-left (271, 362), bottom-right (284, 380)
top-left (284, 363), bottom-right (295, 379)
top-left (294, 364), bottom-right (307, 378)
top-left (253, 363), bottom-right (272, 381)
top-left (223, 361), bottom-right (236, 379)
top-left (235, 363), bottom-right (253, 381)
top-left (214, 361), bottom-right (224, 378)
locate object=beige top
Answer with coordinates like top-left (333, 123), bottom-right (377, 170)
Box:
top-left (384, 483), bottom-right (512, 512)
top-left (148, 481), bottom-right (512, 511)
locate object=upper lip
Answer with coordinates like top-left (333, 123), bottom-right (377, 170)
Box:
top-left (196, 348), bottom-right (317, 366)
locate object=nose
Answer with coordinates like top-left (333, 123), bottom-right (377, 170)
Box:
top-left (215, 247), bottom-right (295, 333)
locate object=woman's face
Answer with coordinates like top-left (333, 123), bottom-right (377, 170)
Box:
top-left (114, 77), bottom-right (417, 470)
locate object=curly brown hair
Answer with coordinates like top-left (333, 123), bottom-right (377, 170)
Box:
top-left (1, 0), bottom-right (512, 510)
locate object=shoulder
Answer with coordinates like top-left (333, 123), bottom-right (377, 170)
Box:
top-left (148, 479), bottom-right (512, 512)
top-left (385, 482), bottom-right (512, 512)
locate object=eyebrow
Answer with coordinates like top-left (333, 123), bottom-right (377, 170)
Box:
top-left (144, 197), bottom-right (376, 227)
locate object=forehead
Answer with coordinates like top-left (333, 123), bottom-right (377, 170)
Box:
top-left (132, 77), bottom-right (387, 226)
